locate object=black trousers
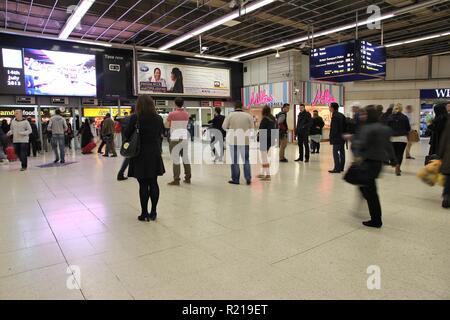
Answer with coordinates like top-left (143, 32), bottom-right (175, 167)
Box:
top-left (359, 160), bottom-right (383, 224)
top-left (332, 143), bottom-right (346, 171)
top-left (297, 134), bottom-right (310, 160)
top-left (392, 142), bottom-right (407, 166)
top-left (117, 158), bottom-right (130, 177)
top-left (137, 177), bottom-right (160, 214)
top-left (28, 137), bottom-right (38, 157)
top-left (444, 174), bottom-right (450, 196)
top-left (98, 140), bottom-right (106, 153)
top-left (14, 143), bottom-right (28, 169)
top-left (311, 141), bottom-right (320, 153)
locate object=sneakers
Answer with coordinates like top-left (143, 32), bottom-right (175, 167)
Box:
top-left (280, 158), bottom-right (288, 163)
top-left (168, 180), bottom-right (180, 186)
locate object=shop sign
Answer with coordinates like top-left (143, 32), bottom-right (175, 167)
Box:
top-left (420, 89), bottom-right (450, 100)
top-left (312, 89), bottom-right (336, 106)
top-left (247, 90), bottom-right (274, 108)
top-left (83, 108), bottom-right (132, 118)
top-left (0, 107), bottom-right (40, 117)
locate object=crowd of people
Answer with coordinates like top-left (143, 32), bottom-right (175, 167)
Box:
top-left (1, 98), bottom-right (449, 228)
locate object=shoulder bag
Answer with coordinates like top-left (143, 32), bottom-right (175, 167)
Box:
top-left (120, 117), bottom-right (140, 158)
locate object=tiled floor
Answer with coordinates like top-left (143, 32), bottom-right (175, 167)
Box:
top-left (0, 141), bottom-right (448, 300)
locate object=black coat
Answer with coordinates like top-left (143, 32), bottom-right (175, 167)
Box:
top-left (296, 111), bottom-right (312, 136)
top-left (386, 113), bottom-right (411, 137)
top-left (439, 120), bottom-right (450, 174)
top-left (125, 113), bottom-right (165, 179)
top-left (258, 116), bottom-right (276, 151)
top-left (329, 111), bottom-right (346, 145)
top-left (209, 114), bottom-right (226, 138)
top-left (310, 116), bottom-right (325, 135)
top-left (429, 116), bottom-right (448, 155)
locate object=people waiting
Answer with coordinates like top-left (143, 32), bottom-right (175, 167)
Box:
top-left (276, 103), bottom-right (290, 163)
top-left (48, 109), bottom-right (68, 164)
top-left (386, 103), bottom-right (411, 176)
top-left (329, 102), bottom-right (347, 173)
top-left (295, 104), bottom-right (312, 163)
top-left (258, 105), bottom-right (277, 181)
top-left (310, 110), bottom-right (325, 154)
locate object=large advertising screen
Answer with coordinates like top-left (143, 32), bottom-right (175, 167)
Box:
top-left (138, 61), bottom-right (230, 97)
top-left (23, 49), bottom-right (96, 97)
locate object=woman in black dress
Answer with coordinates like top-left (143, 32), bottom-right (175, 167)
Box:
top-left (125, 95), bottom-right (165, 222)
top-left (79, 118), bottom-right (94, 150)
top-left (258, 105), bottom-right (277, 181)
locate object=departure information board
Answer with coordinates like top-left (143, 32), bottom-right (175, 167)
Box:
top-left (310, 40), bottom-right (385, 82)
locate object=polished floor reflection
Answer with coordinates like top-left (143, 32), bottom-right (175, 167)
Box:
top-left (0, 141), bottom-right (448, 299)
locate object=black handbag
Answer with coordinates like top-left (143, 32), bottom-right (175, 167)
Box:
top-left (120, 118), bottom-right (140, 158)
top-left (343, 161), bottom-right (370, 186)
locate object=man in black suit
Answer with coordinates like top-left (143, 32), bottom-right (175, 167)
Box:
top-left (329, 102), bottom-right (347, 173)
top-left (295, 104), bottom-right (312, 163)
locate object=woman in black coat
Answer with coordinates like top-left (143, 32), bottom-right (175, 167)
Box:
top-left (438, 119), bottom-right (450, 208)
top-left (386, 104), bottom-right (411, 176)
top-left (258, 105), bottom-right (277, 181)
top-left (428, 103), bottom-right (448, 156)
top-left (79, 119), bottom-right (94, 150)
top-left (125, 95), bottom-right (165, 222)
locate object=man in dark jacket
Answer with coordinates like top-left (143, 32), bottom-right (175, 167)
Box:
top-left (116, 110), bottom-right (133, 180)
top-left (329, 102), bottom-right (347, 173)
top-left (276, 104), bottom-right (290, 162)
top-left (295, 104), bottom-right (312, 162)
top-left (27, 117), bottom-right (39, 157)
top-left (208, 107), bottom-right (226, 162)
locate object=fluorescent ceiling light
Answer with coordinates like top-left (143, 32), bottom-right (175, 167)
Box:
top-left (59, 0), bottom-right (95, 39)
top-left (159, 0), bottom-right (275, 50)
top-left (75, 40), bottom-right (112, 47)
top-left (384, 31), bottom-right (449, 48)
top-left (142, 48), bottom-right (171, 54)
top-left (194, 54), bottom-right (238, 62)
top-left (230, 0), bottom-right (441, 59)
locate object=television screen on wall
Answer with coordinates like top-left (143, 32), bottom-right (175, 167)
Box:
top-left (137, 61), bottom-right (231, 98)
top-left (23, 48), bottom-right (97, 97)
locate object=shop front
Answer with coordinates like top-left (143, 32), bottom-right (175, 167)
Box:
top-left (242, 80), bottom-right (293, 129)
top-left (298, 81), bottom-right (344, 141)
top-left (420, 88), bottom-right (450, 137)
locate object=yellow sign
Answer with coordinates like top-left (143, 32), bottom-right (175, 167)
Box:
top-left (83, 108), bottom-right (132, 117)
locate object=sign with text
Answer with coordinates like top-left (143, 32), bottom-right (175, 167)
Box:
top-left (420, 88), bottom-right (450, 100)
top-left (138, 61), bottom-right (230, 97)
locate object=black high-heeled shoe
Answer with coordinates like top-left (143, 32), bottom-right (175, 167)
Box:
top-left (138, 213), bottom-right (151, 222)
top-left (149, 212), bottom-right (157, 221)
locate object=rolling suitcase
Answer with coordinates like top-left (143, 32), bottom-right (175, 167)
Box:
top-left (82, 141), bottom-right (96, 154)
top-left (6, 145), bottom-right (17, 161)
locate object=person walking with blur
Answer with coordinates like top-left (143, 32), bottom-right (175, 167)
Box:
top-left (0, 128), bottom-right (7, 164)
top-left (65, 119), bottom-right (74, 150)
top-left (439, 118), bottom-right (450, 209)
top-left (7, 110), bottom-right (32, 171)
top-left (125, 95), bottom-right (165, 222)
top-left (1, 119), bottom-right (10, 135)
top-left (208, 107), bottom-right (226, 162)
top-left (404, 105), bottom-right (417, 160)
top-left (97, 117), bottom-right (106, 154)
top-left (223, 101), bottom-right (254, 185)
top-left (380, 105), bottom-right (393, 124)
top-left (258, 105), bottom-right (277, 181)
top-left (276, 104), bottom-right (290, 162)
top-left (310, 110), bottom-right (325, 154)
top-left (352, 105), bottom-right (396, 228)
top-left (428, 103), bottom-right (448, 156)
top-left (386, 104), bottom-right (411, 176)
top-left (117, 109), bottom-right (134, 181)
top-left (79, 118), bottom-right (94, 151)
top-left (47, 109), bottom-right (68, 164)
top-left (295, 104), bottom-right (312, 163)
top-left (329, 102), bottom-right (346, 173)
top-left (101, 113), bottom-right (117, 158)
top-left (166, 98), bottom-right (191, 186)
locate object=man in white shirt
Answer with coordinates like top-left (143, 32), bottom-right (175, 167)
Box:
top-left (405, 105), bottom-right (417, 160)
top-left (222, 102), bottom-right (254, 185)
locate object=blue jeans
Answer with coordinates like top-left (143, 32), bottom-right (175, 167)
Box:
top-left (51, 134), bottom-right (65, 162)
top-left (230, 145), bottom-right (251, 183)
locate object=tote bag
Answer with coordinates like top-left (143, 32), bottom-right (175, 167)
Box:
top-left (120, 118), bottom-right (140, 158)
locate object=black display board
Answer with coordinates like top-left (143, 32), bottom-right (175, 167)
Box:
top-left (310, 40), bottom-right (386, 82)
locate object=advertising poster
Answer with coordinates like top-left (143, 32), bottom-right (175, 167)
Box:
top-left (23, 48), bottom-right (96, 97)
top-left (100, 54), bottom-right (130, 99)
top-left (138, 61), bottom-right (230, 97)
top-left (0, 48), bottom-right (26, 95)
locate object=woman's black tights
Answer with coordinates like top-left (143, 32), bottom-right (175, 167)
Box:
top-left (137, 178), bottom-right (159, 214)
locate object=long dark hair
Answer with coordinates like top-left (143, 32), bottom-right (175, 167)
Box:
top-left (136, 95), bottom-right (157, 117)
top-left (171, 68), bottom-right (184, 93)
top-left (365, 105), bottom-right (380, 124)
top-left (262, 105), bottom-right (275, 121)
